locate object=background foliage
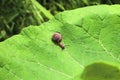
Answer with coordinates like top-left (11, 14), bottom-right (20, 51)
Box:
top-left (0, 0), bottom-right (120, 41)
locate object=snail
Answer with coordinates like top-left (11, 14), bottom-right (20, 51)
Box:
top-left (52, 33), bottom-right (65, 49)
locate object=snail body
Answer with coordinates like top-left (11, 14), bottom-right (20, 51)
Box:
top-left (52, 33), bottom-right (65, 49)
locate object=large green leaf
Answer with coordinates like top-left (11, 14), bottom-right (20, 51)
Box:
top-left (0, 5), bottom-right (120, 80)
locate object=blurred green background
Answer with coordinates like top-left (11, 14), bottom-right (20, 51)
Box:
top-left (0, 0), bottom-right (120, 41)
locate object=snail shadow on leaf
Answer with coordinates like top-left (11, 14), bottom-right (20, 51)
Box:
top-left (51, 37), bottom-right (65, 50)
top-left (81, 62), bottom-right (120, 80)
